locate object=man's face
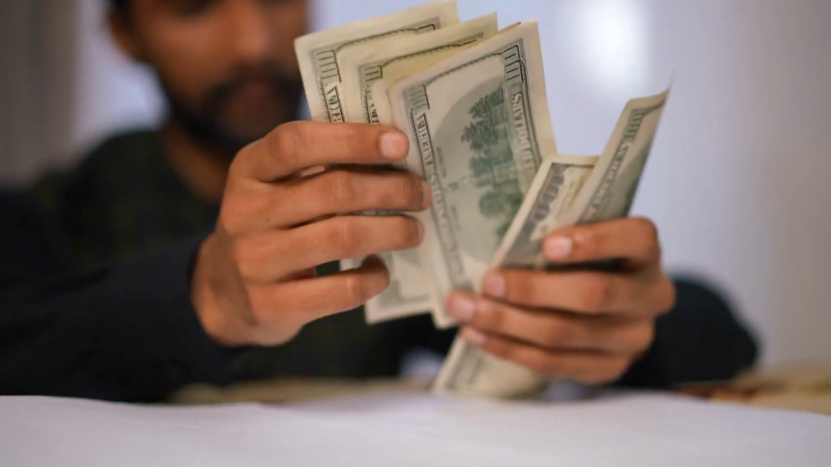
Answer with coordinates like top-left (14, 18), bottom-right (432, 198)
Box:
top-left (113, 0), bottom-right (307, 152)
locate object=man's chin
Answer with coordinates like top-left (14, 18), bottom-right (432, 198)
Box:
top-left (225, 127), bottom-right (278, 151)
top-left (204, 120), bottom-right (282, 156)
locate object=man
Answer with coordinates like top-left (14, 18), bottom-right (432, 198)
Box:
top-left (0, 0), bottom-right (757, 402)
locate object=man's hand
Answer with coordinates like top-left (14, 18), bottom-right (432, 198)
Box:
top-left (446, 218), bottom-right (676, 385)
top-left (191, 121), bottom-right (431, 347)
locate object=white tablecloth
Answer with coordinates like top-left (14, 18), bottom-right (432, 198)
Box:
top-left (1, 390), bottom-right (829, 466)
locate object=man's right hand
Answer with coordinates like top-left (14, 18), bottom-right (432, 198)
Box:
top-left (190, 121), bottom-right (430, 347)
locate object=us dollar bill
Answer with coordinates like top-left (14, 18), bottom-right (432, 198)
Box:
top-left (294, 1), bottom-right (458, 322)
top-left (334, 16), bottom-right (500, 323)
top-left (386, 20), bottom-right (557, 328)
top-left (369, 22), bottom-right (521, 129)
top-left (438, 90), bottom-right (670, 399)
top-left (548, 89), bottom-right (670, 232)
top-left (492, 88), bottom-right (670, 270)
top-left (337, 14), bottom-right (498, 125)
top-left (433, 155), bottom-right (597, 398)
top-left (434, 335), bottom-right (546, 399)
top-left (490, 155), bottom-right (599, 269)
top-left (294, 0), bottom-right (459, 123)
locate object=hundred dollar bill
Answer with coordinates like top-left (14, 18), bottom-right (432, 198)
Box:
top-left (490, 155), bottom-right (599, 269)
top-left (294, 0), bottom-right (459, 123)
top-left (440, 89), bottom-right (670, 399)
top-left (434, 335), bottom-right (545, 399)
top-left (491, 88), bottom-right (670, 270)
top-left (335, 16), bottom-right (499, 323)
top-left (546, 90), bottom-right (669, 232)
top-left (337, 14), bottom-right (498, 125)
top-left (433, 154), bottom-right (597, 398)
top-left (386, 20), bottom-right (557, 328)
top-left (361, 28), bottom-right (497, 319)
top-left (369, 22), bottom-right (522, 128)
top-left (294, 1), bottom-right (458, 322)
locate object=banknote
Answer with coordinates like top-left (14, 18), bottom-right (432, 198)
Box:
top-left (369, 22), bottom-right (521, 128)
top-left (438, 89), bottom-right (670, 398)
top-left (334, 15), bottom-right (498, 322)
top-left (492, 88), bottom-right (671, 270)
top-left (543, 89), bottom-right (670, 236)
top-left (294, 0), bottom-right (459, 322)
top-left (490, 155), bottom-right (599, 269)
top-left (337, 14), bottom-right (498, 125)
top-left (433, 155), bottom-right (597, 398)
top-left (295, 0), bottom-right (459, 123)
top-left (386, 20), bottom-right (557, 328)
top-left (433, 334), bottom-right (547, 399)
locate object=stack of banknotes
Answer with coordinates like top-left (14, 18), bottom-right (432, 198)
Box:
top-left (295, 0), bottom-right (670, 399)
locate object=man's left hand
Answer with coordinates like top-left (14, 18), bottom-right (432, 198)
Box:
top-left (446, 217), bottom-right (676, 385)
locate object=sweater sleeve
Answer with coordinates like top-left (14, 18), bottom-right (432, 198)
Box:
top-left (0, 189), bottom-right (230, 401)
top-left (616, 277), bottom-right (760, 388)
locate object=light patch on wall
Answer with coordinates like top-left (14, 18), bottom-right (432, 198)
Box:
top-left (569, 0), bottom-right (652, 100)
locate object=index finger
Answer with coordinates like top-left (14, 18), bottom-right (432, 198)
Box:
top-left (233, 121), bottom-right (409, 182)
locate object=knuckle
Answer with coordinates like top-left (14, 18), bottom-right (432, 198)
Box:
top-left (230, 239), bottom-right (258, 280)
top-left (341, 124), bottom-right (366, 152)
top-left (375, 262), bottom-right (392, 290)
top-left (634, 217), bottom-right (659, 241)
top-left (583, 371), bottom-right (615, 386)
top-left (505, 272), bottom-right (532, 302)
top-left (635, 217), bottom-right (660, 253)
top-left (558, 358), bottom-right (584, 379)
top-left (542, 321), bottom-right (569, 347)
top-left (217, 208), bottom-right (240, 236)
top-left (328, 171), bottom-right (361, 207)
top-left (228, 141), bottom-right (257, 179)
top-left (526, 355), bottom-right (552, 375)
top-left (257, 326), bottom-right (302, 347)
top-left (245, 286), bottom-right (271, 327)
top-left (400, 174), bottom-right (423, 208)
top-left (622, 322), bottom-right (655, 353)
top-left (483, 337), bottom-right (508, 358)
top-left (327, 218), bottom-right (362, 259)
top-left (477, 303), bottom-right (506, 331)
top-left (657, 279), bottom-right (677, 313)
top-left (391, 217), bottom-right (420, 249)
top-left (217, 196), bottom-right (263, 237)
top-left (340, 275), bottom-right (369, 309)
top-left (582, 276), bottom-right (615, 313)
top-left (606, 358), bottom-right (632, 383)
top-left (638, 324), bottom-right (656, 351)
top-left (272, 121), bottom-right (305, 157)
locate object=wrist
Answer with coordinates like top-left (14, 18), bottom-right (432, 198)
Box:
top-left (191, 233), bottom-right (238, 347)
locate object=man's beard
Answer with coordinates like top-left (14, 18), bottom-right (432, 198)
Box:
top-left (160, 66), bottom-right (304, 158)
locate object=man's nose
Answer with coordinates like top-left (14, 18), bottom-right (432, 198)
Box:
top-left (225, 0), bottom-right (271, 63)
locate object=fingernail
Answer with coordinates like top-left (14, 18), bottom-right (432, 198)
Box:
top-left (448, 294), bottom-right (475, 322)
top-left (483, 272), bottom-right (506, 298)
top-left (462, 327), bottom-right (487, 346)
top-left (413, 218), bottom-right (424, 243)
top-left (544, 236), bottom-right (573, 260)
top-left (421, 180), bottom-right (432, 209)
top-left (381, 132), bottom-right (408, 159)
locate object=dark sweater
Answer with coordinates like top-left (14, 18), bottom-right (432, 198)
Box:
top-left (0, 131), bottom-right (759, 401)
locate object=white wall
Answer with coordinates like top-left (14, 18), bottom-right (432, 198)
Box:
top-left (71, 0), bottom-right (164, 162)
top-left (314, 0), bottom-right (831, 366)
top-left (9, 0), bottom-right (831, 364)
top-left (0, 0), bottom-right (79, 182)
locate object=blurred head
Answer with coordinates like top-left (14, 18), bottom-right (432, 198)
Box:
top-left (108, 0), bottom-right (307, 154)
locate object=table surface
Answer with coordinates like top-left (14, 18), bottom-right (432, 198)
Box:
top-left (2, 388), bottom-right (829, 467)
top-left (170, 361), bottom-right (831, 415)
